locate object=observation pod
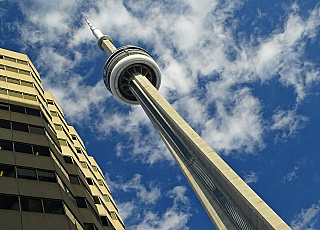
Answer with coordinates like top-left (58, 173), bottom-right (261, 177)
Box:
top-left (103, 45), bottom-right (162, 105)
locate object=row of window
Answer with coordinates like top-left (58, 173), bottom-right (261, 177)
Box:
top-left (0, 75), bottom-right (33, 87)
top-left (0, 88), bottom-right (37, 101)
top-left (0, 64), bottom-right (30, 75)
top-left (0, 55), bottom-right (28, 65)
top-left (0, 164), bottom-right (56, 183)
top-left (0, 102), bottom-right (41, 116)
top-left (0, 139), bottom-right (50, 156)
top-left (0, 194), bottom-right (64, 214)
top-left (0, 119), bottom-right (45, 135)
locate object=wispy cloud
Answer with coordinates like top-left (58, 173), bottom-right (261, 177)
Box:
top-left (291, 201), bottom-right (320, 230)
top-left (282, 166), bottom-right (300, 183)
top-left (106, 174), bottom-right (191, 229)
top-left (244, 171), bottom-right (259, 184)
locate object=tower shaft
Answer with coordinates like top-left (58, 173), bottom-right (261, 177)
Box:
top-left (129, 73), bottom-right (291, 230)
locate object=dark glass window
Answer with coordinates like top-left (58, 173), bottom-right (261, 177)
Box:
top-left (29, 126), bottom-right (45, 135)
top-left (0, 103), bottom-right (9, 111)
top-left (76, 148), bottom-right (82, 154)
top-left (63, 156), bottom-right (73, 164)
top-left (26, 108), bottom-right (41, 117)
top-left (86, 178), bottom-right (94, 185)
top-left (12, 122), bottom-right (29, 132)
top-left (76, 198), bottom-right (87, 208)
top-left (33, 146), bottom-right (50, 156)
top-left (69, 175), bottom-right (80, 185)
top-left (0, 120), bottom-right (11, 129)
top-left (0, 164), bottom-right (16, 177)
top-left (47, 100), bottom-right (54, 105)
top-left (92, 196), bottom-right (100, 204)
top-left (20, 197), bottom-right (43, 212)
top-left (72, 135), bottom-right (77, 141)
top-left (10, 105), bottom-right (25, 114)
top-left (43, 200), bottom-right (64, 214)
top-left (0, 195), bottom-right (19, 210)
top-left (14, 142), bottom-right (33, 154)
top-left (0, 140), bottom-right (13, 151)
top-left (101, 216), bottom-right (110, 226)
top-left (38, 170), bottom-right (56, 183)
top-left (17, 168), bottom-right (37, 180)
top-left (84, 223), bottom-right (96, 230)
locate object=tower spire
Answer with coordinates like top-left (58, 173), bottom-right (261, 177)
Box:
top-left (85, 18), bottom-right (116, 55)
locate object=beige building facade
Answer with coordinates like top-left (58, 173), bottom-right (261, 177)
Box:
top-left (0, 48), bottom-right (125, 230)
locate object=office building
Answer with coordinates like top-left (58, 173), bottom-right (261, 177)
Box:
top-left (0, 47), bottom-right (125, 230)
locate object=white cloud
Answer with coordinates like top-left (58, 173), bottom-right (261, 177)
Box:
top-left (244, 171), bottom-right (259, 184)
top-left (106, 174), bottom-right (191, 229)
top-left (283, 166), bottom-right (300, 183)
top-left (291, 201), bottom-right (320, 230)
top-left (271, 109), bottom-right (308, 137)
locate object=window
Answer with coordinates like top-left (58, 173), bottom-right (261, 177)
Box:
top-left (0, 120), bottom-right (11, 129)
top-left (76, 148), bottom-right (82, 154)
top-left (54, 124), bottom-right (62, 131)
top-left (0, 164), bottom-right (15, 177)
top-left (0, 140), bottom-right (13, 151)
top-left (80, 162), bottom-right (88, 169)
top-left (69, 175), bottom-right (80, 185)
top-left (71, 135), bottom-right (77, 141)
top-left (0, 195), bottom-right (19, 210)
top-left (19, 69), bottom-right (30, 75)
top-left (47, 100), bottom-right (54, 105)
top-left (6, 66), bottom-right (18, 73)
top-left (63, 156), bottom-right (73, 164)
top-left (97, 180), bottom-right (104, 186)
top-left (4, 56), bottom-right (16, 62)
top-left (29, 125), bottom-right (45, 135)
top-left (26, 108), bottom-right (41, 117)
top-left (14, 142), bottom-right (33, 154)
top-left (76, 198), bottom-right (87, 208)
top-left (50, 111), bottom-right (58, 117)
top-left (24, 94), bottom-right (37, 101)
top-left (8, 91), bottom-right (23, 98)
top-left (110, 211), bottom-right (118, 220)
top-left (101, 216), bottom-right (111, 226)
top-left (12, 122), bottom-right (28, 132)
top-left (17, 59), bottom-right (28, 65)
top-left (0, 88), bottom-right (6, 95)
top-left (0, 103), bottom-right (9, 111)
top-left (20, 197), bottom-right (43, 212)
top-left (84, 223), bottom-right (98, 230)
top-left (92, 196), bottom-right (100, 204)
top-left (103, 195), bottom-right (111, 202)
top-left (21, 81), bottom-right (33, 87)
top-left (10, 104), bottom-right (25, 114)
top-left (17, 168), bottom-right (37, 180)
top-left (33, 145), bottom-right (50, 156)
top-left (0, 76), bottom-right (5, 81)
top-left (38, 171), bottom-right (56, 183)
top-left (86, 178), bottom-right (94, 185)
top-left (43, 200), bottom-right (64, 214)
top-left (92, 166), bottom-right (99, 172)
top-left (7, 78), bottom-right (20, 84)
top-left (59, 139), bottom-right (67, 146)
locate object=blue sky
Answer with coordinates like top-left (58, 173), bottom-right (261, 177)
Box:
top-left (1, 0), bottom-right (320, 229)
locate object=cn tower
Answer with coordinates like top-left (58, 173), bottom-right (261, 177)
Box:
top-left (86, 19), bottom-right (291, 230)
